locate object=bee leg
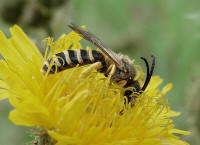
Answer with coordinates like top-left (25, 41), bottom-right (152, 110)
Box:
top-left (80, 62), bottom-right (102, 78)
top-left (107, 64), bottom-right (116, 83)
top-left (117, 80), bottom-right (127, 87)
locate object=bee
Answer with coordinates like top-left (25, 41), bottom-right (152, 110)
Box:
top-left (42, 23), bottom-right (155, 104)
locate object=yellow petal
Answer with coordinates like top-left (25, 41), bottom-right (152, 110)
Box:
top-left (170, 129), bottom-right (191, 135)
top-left (10, 25), bottom-right (42, 59)
top-left (0, 89), bottom-right (9, 100)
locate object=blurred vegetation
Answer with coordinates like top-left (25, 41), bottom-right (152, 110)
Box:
top-left (0, 0), bottom-right (200, 144)
top-left (186, 66), bottom-right (200, 145)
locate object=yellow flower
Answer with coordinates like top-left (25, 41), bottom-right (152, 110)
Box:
top-left (0, 25), bottom-right (190, 145)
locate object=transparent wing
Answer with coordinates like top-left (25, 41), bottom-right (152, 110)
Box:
top-left (68, 23), bottom-right (124, 71)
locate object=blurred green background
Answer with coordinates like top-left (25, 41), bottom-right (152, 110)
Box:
top-left (0, 0), bottom-right (200, 144)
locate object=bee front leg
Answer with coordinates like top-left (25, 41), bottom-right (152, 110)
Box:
top-left (80, 62), bottom-right (102, 78)
top-left (107, 64), bottom-right (116, 83)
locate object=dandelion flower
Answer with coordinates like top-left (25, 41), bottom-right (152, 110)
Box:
top-left (0, 25), bottom-right (190, 145)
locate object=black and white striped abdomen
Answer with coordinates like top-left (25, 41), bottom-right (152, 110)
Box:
top-left (42, 49), bottom-right (105, 74)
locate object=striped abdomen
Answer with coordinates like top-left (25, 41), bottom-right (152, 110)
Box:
top-left (42, 49), bottom-right (105, 74)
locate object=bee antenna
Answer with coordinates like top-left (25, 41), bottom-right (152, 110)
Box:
top-left (140, 55), bottom-right (155, 91)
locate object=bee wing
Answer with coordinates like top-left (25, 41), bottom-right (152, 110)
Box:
top-left (68, 23), bottom-right (124, 71)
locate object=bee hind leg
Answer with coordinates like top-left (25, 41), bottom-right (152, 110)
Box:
top-left (80, 62), bottom-right (102, 78)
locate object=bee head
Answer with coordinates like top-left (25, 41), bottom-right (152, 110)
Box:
top-left (111, 54), bottom-right (137, 82)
